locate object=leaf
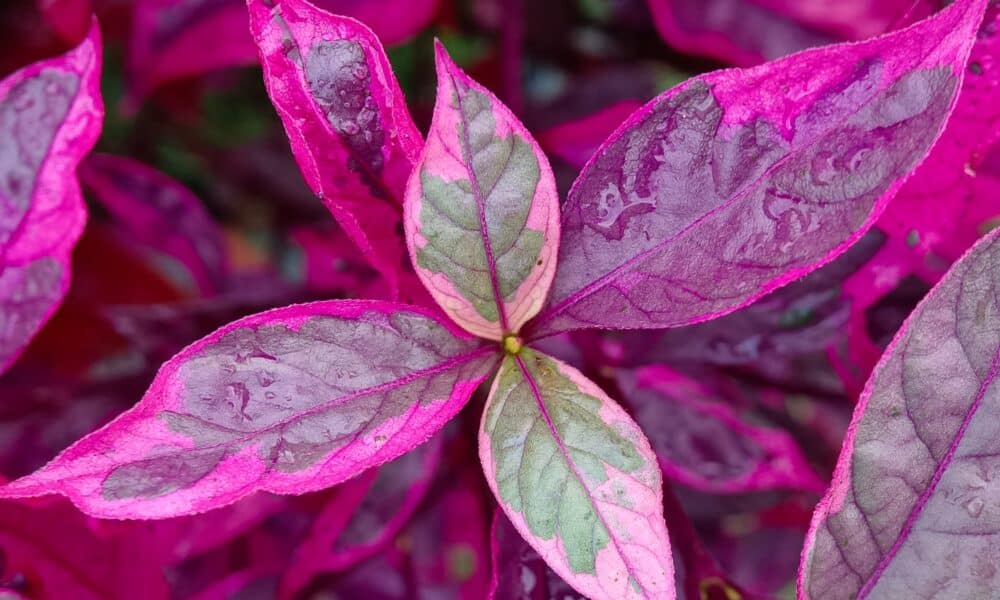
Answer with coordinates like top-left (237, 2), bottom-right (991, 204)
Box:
top-left (480, 348), bottom-right (673, 600)
top-left (405, 42), bottom-right (560, 340)
top-left (527, 0), bottom-right (988, 340)
top-left (0, 21), bottom-right (103, 376)
top-left (127, 0), bottom-right (438, 101)
top-left (644, 0), bottom-right (838, 67)
top-left (248, 0), bottom-right (425, 301)
top-left (0, 498), bottom-right (170, 599)
top-left (79, 153), bottom-right (229, 295)
top-left (0, 301), bottom-right (498, 518)
top-left (799, 228), bottom-right (1000, 599)
top-left (835, 3), bottom-right (1000, 394)
top-left (618, 366), bottom-right (824, 494)
top-left (538, 100), bottom-right (643, 170)
top-left (279, 433), bottom-right (442, 597)
top-left (489, 509), bottom-right (586, 600)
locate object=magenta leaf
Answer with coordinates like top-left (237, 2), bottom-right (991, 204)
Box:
top-left (527, 0), bottom-right (988, 340)
top-left (128, 0), bottom-right (438, 101)
top-left (0, 22), bottom-right (103, 376)
top-left (836, 3), bottom-right (1000, 392)
top-left (79, 153), bottom-right (229, 295)
top-left (480, 348), bottom-right (673, 599)
top-left (248, 0), bottom-right (425, 301)
top-left (405, 42), bottom-right (560, 340)
top-left (618, 366), bottom-right (824, 494)
top-left (0, 499), bottom-right (169, 598)
top-left (280, 433), bottom-right (442, 597)
top-left (799, 228), bottom-right (1000, 598)
top-left (0, 301), bottom-right (498, 518)
top-left (538, 100), bottom-right (643, 170)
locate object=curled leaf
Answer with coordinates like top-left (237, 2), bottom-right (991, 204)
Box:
top-left (0, 301), bottom-right (498, 518)
top-left (405, 42), bottom-right (560, 340)
top-left (528, 0), bottom-right (988, 339)
top-left (800, 228), bottom-right (1000, 598)
top-left (0, 21), bottom-right (103, 375)
top-left (480, 348), bottom-right (673, 599)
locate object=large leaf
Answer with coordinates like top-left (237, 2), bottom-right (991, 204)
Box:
top-left (799, 228), bottom-right (1000, 599)
top-left (526, 0), bottom-right (987, 339)
top-left (480, 348), bottom-right (673, 599)
top-left (79, 153), bottom-right (228, 295)
top-left (248, 0), bottom-right (425, 301)
top-left (405, 43), bottom-right (560, 340)
top-left (0, 21), bottom-right (103, 376)
top-left (0, 301), bottom-right (498, 518)
top-left (835, 3), bottom-right (1000, 394)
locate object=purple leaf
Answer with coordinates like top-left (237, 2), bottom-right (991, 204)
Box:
top-left (279, 433), bottom-right (442, 597)
top-left (248, 0), bottom-right (426, 302)
top-left (527, 0), bottom-right (988, 340)
top-left (480, 348), bottom-right (673, 600)
top-left (0, 22), bottom-right (103, 375)
top-left (799, 228), bottom-right (1000, 598)
top-left (618, 366), bottom-right (824, 494)
top-left (79, 153), bottom-right (229, 295)
top-left (0, 498), bottom-right (170, 599)
top-left (0, 301), bottom-right (498, 518)
top-left (127, 0), bottom-right (438, 101)
top-left (489, 510), bottom-right (586, 600)
top-left (644, 0), bottom-right (838, 67)
top-left (405, 42), bottom-right (560, 340)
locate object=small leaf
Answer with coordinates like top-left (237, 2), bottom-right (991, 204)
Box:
top-left (405, 42), bottom-right (559, 340)
top-left (480, 348), bottom-right (673, 599)
top-left (527, 0), bottom-right (988, 339)
top-left (0, 301), bottom-right (498, 518)
top-left (619, 366), bottom-right (824, 494)
top-left (79, 153), bottom-right (229, 295)
top-left (248, 0), bottom-right (425, 301)
top-left (0, 21), bottom-right (103, 376)
top-left (799, 228), bottom-right (1000, 599)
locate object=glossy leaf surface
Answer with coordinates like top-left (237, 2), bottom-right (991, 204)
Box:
top-left (619, 366), bottom-right (824, 494)
top-left (249, 0), bottom-right (424, 300)
top-left (528, 0), bottom-right (987, 339)
top-left (405, 43), bottom-right (559, 340)
top-left (0, 301), bottom-right (498, 518)
top-left (0, 22), bottom-right (103, 375)
top-left (800, 229), bottom-right (1000, 599)
top-left (480, 348), bottom-right (672, 599)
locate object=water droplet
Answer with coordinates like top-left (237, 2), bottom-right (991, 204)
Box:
top-left (264, 391), bottom-right (276, 400)
top-left (341, 121), bottom-right (360, 135)
top-left (257, 370), bottom-right (276, 387)
top-left (352, 64), bottom-right (368, 80)
top-left (965, 497), bottom-right (985, 518)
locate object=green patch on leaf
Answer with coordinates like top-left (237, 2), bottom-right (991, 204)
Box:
top-left (483, 349), bottom-right (644, 574)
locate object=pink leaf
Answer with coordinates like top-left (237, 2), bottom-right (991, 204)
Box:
top-left (619, 366), bottom-right (825, 494)
top-left (0, 301), bottom-right (498, 518)
top-left (480, 348), bottom-right (673, 600)
top-left (405, 42), bottom-right (560, 340)
top-left (527, 0), bottom-right (989, 339)
top-left (79, 153), bottom-right (229, 295)
top-left (0, 498), bottom-right (169, 599)
top-left (249, 0), bottom-right (426, 302)
top-left (0, 21), bottom-right (103, 375)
